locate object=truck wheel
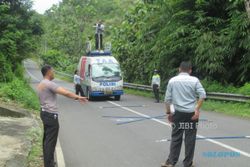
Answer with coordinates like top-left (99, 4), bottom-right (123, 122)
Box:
top-left (114, 95), bottom-right (121, 101)
top-left (87, 88), bottom-right (93, 101)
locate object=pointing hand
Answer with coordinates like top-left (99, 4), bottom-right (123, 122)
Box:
top-left (78, 97), bottom-right (88, 103)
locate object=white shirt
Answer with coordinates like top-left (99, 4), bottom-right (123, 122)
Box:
top-left (165, 73), bottom-right (206, 113)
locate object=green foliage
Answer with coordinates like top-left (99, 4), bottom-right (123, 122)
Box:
top-left (201, 79), bottom-right (238, 93)
top-left (0, 0), bottom-right (43, 82)
top-left (41, 49), bottom-right (63, 66)
top-left (40, 0), bottom-right (250, 88)
top-left (0, 53), bottom-right (14, 82)
top-left (202, 100), bottom-right (250, 118)
top-left (239, 82), bottom-right (250, 95)
top-left (41, 49), bottom-right (75, 72)
top-left (14, 63), bottom-right (25, 79)
top-left (40, 0), bottom-right (136, 73)
top-left (27, 127), bottom-right (43, 167)
top-left (112, 0), bottom-right (250, 86)
top-left (0, 3), bottom-right (42, 164)
top-left (0, 78), bottom-right (40, 110)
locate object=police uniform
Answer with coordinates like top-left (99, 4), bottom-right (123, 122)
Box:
top-left (38, 79), bottom-right (59, 167)
top-left (151, 73), bottom-right (161, 102)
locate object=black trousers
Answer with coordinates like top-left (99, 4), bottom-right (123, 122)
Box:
top-left (166, 111), bottom-right (198, 167)
top-left (75, 84), bottom-right (84, 97)
top-left (95, 33), bottom-right (103, 50)
top-left (40, 111), bottom-right (59, 167)
top-left (153, 84), bottom-right (160, 102)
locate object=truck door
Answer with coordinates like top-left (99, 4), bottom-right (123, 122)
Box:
top-left (80, 57), bottom-right (87, 79)
top-left (85, 64), bottom-right (92, 83)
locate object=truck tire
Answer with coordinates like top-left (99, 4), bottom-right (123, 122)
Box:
top-left (87, 88), bottom-right (93, 101)
top-left (114, 95), bottom-right (121, 101)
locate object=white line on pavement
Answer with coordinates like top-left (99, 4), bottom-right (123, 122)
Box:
top-left (107, 101), bottom-right (250, 158)
top-left (56, 139), bottom-right (66, 167)
top-left (24, 61), bottom-right (41, 82)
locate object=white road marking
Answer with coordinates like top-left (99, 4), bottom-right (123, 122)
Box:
top-left (116, 118), bottom-right (135, 122)
top-left (156, 139), bottom-right (168, 143)
top-left (23, 61), bottom-right (41, 82)
top-left (56, 139), bottom-right (66, 167)
top-left (108, 101), bottom-right (250, 158)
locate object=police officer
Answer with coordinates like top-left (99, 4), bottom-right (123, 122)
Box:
top-left (151, 69), bottom-right (161, 103)
top-left (37, 65), bottom-right (88, 167)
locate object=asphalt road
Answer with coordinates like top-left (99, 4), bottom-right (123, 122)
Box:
top-left (24, 60), bottom-right (250, 167)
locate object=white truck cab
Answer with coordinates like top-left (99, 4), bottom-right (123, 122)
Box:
top-left (78, 51), bottom-right (123, 100)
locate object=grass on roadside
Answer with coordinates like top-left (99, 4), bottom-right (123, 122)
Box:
top-left (124, 88), bottom-right (250, 119)
top-left (27, 126), bottom-right (43, 167)
top-left (0, 77), bottom-right (43, 166)
top-left (202, 100), bottom-right (250, 118)
top-left (0, 78), bottom-right (40, 110)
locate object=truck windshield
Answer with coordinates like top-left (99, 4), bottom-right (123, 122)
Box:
top-left (92, 63), bottom-right (122, 81)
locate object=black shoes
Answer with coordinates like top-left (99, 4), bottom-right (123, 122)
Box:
top-left (161, 162), bottom-right (194, 167)
top-left (161, 162), bottom-right (174, 167)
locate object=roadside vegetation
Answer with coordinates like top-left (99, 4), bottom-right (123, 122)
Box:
top-left (0, 77), bottom-right (40, 110)
top-left (39, 0), bottom-right (250, 119)
top-left (39, 0), bottom-right (250, 93)
top-left (0, 0), bottom-right (43, 166)
top-left (201, 80), bottom-right (250, 95)
top-left (0, 77), bottom-right (43, 167)
top-left (27, 127), bottom-right (43, 167)
top-left (113, 0), bottom-right (250, 88)
top-left (39, 0), bottom-right (137, 73)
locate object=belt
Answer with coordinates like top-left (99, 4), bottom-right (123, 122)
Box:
top-left (175, 110), bottom-right (195, 115)
top-left (41, 110), bottom-right (58, 119)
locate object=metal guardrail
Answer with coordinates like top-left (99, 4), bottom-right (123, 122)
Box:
top-left (53, 71), bottom-right (250, 103)
top-left (124, 82), bottom-right (250, 103)
top-left (206, 92), bottom-right (250, 103)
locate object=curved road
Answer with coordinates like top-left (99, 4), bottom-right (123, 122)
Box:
top-left (24, 60), bottom-right (250, 167)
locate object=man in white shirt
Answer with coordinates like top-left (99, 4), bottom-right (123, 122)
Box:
top-left (161, 61), bottom-right (206, 167)
top-left (74, 70), bottom-right (84, 97)
top-left (94, 20), bottom-right (105, 50)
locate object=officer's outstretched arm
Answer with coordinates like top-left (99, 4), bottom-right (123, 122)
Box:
top-left (55, 87), bottom-right (87, 102)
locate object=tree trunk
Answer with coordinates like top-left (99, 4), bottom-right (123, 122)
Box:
top-left (245, 0), bottom-right (250, 19)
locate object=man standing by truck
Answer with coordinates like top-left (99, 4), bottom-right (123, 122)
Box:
top-left (151, 69), bottom-right (161, 103)
top-left (37, 65), bottom-right (88, 167)
top-left (74, 70), bottom-right (84, 97)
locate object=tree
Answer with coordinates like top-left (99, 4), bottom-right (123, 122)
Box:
top-left (40, 0), bottom-right (136, 72)
top-left (0, 0), bottom-right (43, 81)
top-left (112, 0), bottom-right (250, 86)
top-left (245, 0), bottom-right (250, 18)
